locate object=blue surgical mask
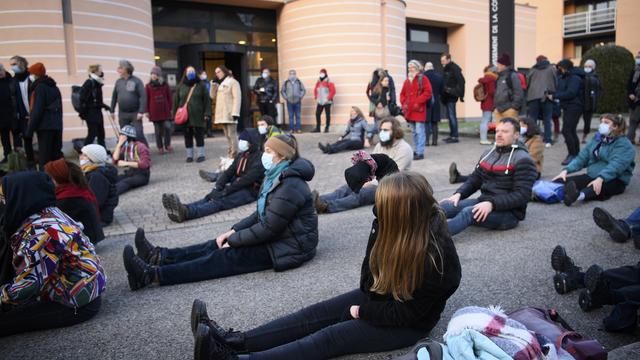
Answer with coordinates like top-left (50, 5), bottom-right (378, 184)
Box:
top-left (238, 140), bottom-right (250, 152)
top-left (598, 123), bottom-right (611, 136)
top-left (11, 65), bottom-right (23, 74)
top-left (261, 152), bottom-right (274, 170)
top-left (379, 130), bottom-right (391, 142)
top-left (584, 67), bottom-right (593, 74)
top-left (258, 125), bottom-right (268, 135)
top-left (186, 72), bottom-right (196, 81)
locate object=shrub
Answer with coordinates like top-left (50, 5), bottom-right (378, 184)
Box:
top-left (581, 44), bottom-right (635, 113)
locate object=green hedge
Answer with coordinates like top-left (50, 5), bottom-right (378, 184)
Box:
top-left (581, 45), bottom-right (635, 113)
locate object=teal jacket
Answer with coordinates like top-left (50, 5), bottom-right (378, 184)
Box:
top-left (565, 135), bottom-right (636, 185)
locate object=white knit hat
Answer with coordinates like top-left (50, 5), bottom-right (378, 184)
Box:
top-left (81, 144), bottom-right (109, 164)
top-left (408, 59), bottom-right (423, 71)
top-left (584, 59), bottom-right (596, 69)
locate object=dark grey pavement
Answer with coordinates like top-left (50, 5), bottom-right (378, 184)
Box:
top-left (1, 129), bottom-right (639, 359)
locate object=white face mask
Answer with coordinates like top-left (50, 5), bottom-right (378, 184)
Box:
top-left (29, 74), bottom-right (37, 82)
top-left (238, 140), bottom-right (250, 152)
top-left (584, 67), bottom-right (593, 74)
top-left (90, 73), bottom-right (104, 84)
top-left (598, 123), bottom-right (611, 136)
top-left (261, 152), bottom-right (274, 170)
top-left (79, 159), bottom-right (91, 167)
top-left (379, 130), bottom-right (391, 142)
top-left (262, 72), bottom-right (269, 79)
top-left (520, 127), bottom-right (528, 135)
top-left (258, 125), bottom-right (268, 135)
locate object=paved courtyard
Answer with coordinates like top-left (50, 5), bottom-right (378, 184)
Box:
top-left (1, 128), bottom-right (639, 359)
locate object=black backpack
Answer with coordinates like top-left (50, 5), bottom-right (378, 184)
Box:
top-left (71, 85), bottom-right (83, 114)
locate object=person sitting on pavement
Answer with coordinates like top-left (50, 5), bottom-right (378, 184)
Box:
top-left (163, 129), bottom-right (265, 223)
top-left (257, 115), bottom-right (282, 139)
top-left (122, 134), bottom-right (317, 291)
top-left (449, 116), bottom-right (544, 183)
top-left (550, 245), bottom-right (639, 333)
top-left (81, 144), bottom-right (119, 226)
top-left (44, 159), bottom-right (104, 245)
top-left (189, 171), bottom-right (461, 360)
top-left (592, 206), bottom-right (640, 248)
top-left (551, 114), bottom-right (635, 207)
top-left (318, 106), bottom-right (369, 154)
top-left (440, 118), bottom-right (537, 236)
top-left (313, 151), bottom-right (398, 214)
top-left (0, 172), bottom-right (106, 337)
top-left (113, 125), bottom-right (151, 195)
top-left (370, 116), bottom-right (413, 171)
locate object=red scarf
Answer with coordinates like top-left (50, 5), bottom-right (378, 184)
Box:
top-left (55, 184), bottom-right (100, 215)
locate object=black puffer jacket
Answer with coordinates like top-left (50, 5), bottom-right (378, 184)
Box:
top-left (253, 76), bottom-right (279, 103)
top-left (57, 197), bottom-right (104, 244)
top-left (228, 158), bottom-right (318, 271)
top-left (26, 76), bottom-right (62, 137)
top-left (359, 206), bottom-right (461, 330)
top-left (215, 128), bottom-right (265, 197)
top-left (86, 165), bottom-right (119, 225)
top-left (456, 142), bottom-right (537, 220)
top-left (442, 61), bottom-right (465, 102)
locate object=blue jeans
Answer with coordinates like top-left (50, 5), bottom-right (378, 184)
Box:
top-left (625, 207), bottom-right (640, 238)
top-left (527, 99), bottom-right (553, 143)
top-left (445, 101), bottom-right (458, 138)
top-left (320, 185), bottom-right (376, 213)
top-left (158, 240), bottom-right (272, 285)
top-left (441, 198), bottom-right (520, 236)
top-left (185, 188), bottom-right (256, 220)
top-left (480, 111), bottom-right (493, 142)
top-left (409, 121), bottom-right (426, 156)
top-left (238, 289), bottom-right (426, 359)
top-left (287, 102), bottom-right (302, 131)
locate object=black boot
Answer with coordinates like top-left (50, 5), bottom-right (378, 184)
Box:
top-left (134, 228), bottom-right (161, 265)
top-left (324, 126), bottom-right (330, 133)
top-left (199, 170), bottom-right (218, 183)
top-left (194, 323), bottom-right (238, 360)
top-left (165, 194), bottom-right (188, 223)
top-left (311, 127), bottom-right (321, 133)
top-left (317, 142), bottom-right (328, 153)
top-left (191, 299), bottom-right (246, 350)
top-left (449, 162), bottom-right (460, 184)
top-left (551, 245), bottom-right (583, 294)
top-left (563, 181), bottom-right (579, 207)
top-left (593, 207), bottom-right (631, 243)
top-left (123, 245), bottom-right (156, 291)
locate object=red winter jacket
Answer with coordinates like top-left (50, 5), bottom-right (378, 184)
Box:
top-left (400, 74), bottom-right (432, 122)
top-left (478, 72), bottom-right (498, 112)
top-left (145, 82), bottom-right (172, 122)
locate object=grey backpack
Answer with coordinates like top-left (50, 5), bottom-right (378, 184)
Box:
top-left (393, 338), bottom-right (444, 360)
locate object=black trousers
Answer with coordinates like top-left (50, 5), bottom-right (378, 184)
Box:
top-left (116, 170), bottom-right (150, 195)
top-left (583, 110), bottom-right (594, 136)
top-left (184, 126), bottom-right (205, 148)
top-left (258, 102), bottom-right (277, 118)
top-left (0, 296), bottom-right (101, 337)
top-left (85, 120), bottom-right (106, 147)
top-left (36, 129), bottom-right (63, 170)
top-left (426, 121), bottom-right (439, 145)
top-left (327, 139), bottom-right (363, 154)
top-left (238, 289), bottom-right (426, 360)
top-left (566, 174), bottom-right (626, 201)
top-left (562, 106), bottom-right (582, 156)
top-left (0, 128), bottom-right (11, 158)
top-left (153, 120), bottom-right (173, 149)
top-left (15, 116), bottom-right (35, 162)
top-left (315, 104), bottom-right (331, 130)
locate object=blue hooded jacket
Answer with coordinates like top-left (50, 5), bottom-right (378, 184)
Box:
top-left (555, 67), bottom-right (585, 109)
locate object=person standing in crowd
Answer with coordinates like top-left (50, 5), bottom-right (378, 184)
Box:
top-left (110, 59), bottom-right (147, 143)
top-left (173, 66), bottom-right (211, 163)
top-left (44, 159), bottom-right (103, 245)
top-left (440, 118), bottom-right (537, 236)
top-left (548, 59), bottom-right (585, 165)
top-left (552, 114), bottom-right (635, 207)
top-left (25, 63), bottom-right (63, 170)
top-left (281, 69), bottom-right (305, 133)
top-left (81, 144), bottom-right (119, 226)
top-left (0, 172), bottom-right (106, 337)
top-left (0, 64), bottom-right (16, 162)
top-left (424, 62), bottom-right (443, 146)
top-left (626, 51), bottom-right (640, 144)
top-left (198, 70), bottom-right (215, 138)
top-left (441, 53), bottom-right (465, 143)
top-left (526, 55), bottom-right (557, 148)
top-left (582, 59), bottom-right (602, 144)
top-left (113, 125), bottom-right (151, 195)
top-left (191, 172), bottom-right (461, 360)
top-left (123, 135), bottom-right (317, 291)
top-left (493, 53), bottom-right (524, 121)
top-left (477, 65), bottom-right (498, 145)
top-left (257, 115), bottom-right (282, 139)
top-left (145, 66), bottom-right (173, 154)
top-left (370, 74), bottom-right (397, 127)
top-left (313, 68), bottom-right (336, 133)
top-left (400, 59), bottom-right (432, 160)
top-left (253, 68), bottom-right (278, 119)
top-left (318, 106), bottom-right (368, 154)
top-left (79, 64), bottom-right (110, 148)
top-left (163, 129), bottom-right (264, 223)
top-left (366, 68), bottom-right (397, 118)
top-left (9, 55), bottom-right (35, 167)
top-left (208, 73), bottom-right (219, 138)
top-left (214, 65), bottom-right (241, 159)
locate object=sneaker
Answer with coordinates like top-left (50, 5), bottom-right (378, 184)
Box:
top-left (317, 142), bottom-right (329, 154)
top-left (166, 194), bottom-right (187, 223)
top-left (480, 140), bottom-right (492, 145)
top-left (196, 156), bottom-right (206, 163)
top-left (186, 157), bottom-right (193, 163)
top-left (191, 299), bottom-right (210, 336)
top-left (199, 170), bottom-right (218, 183)
top-left (448, 162), bottom-right (460, 184)
top-left (563, 181), bottom-right (579, 207)
top-left (194, 323), bottom-right (238, 360)
top-left (134, 228), bottom-right (156, 263)
top-left (545, 143), bottom-right (552, 148)
top-left (592, 207), bottom-right (631, 243)
top-left (444, 137), bottom-right (459, 143)
top-left (311, 190), bottom-right (328, 214)
top-left (123, 245), bottom-right (155, 291)
top-left (191, 299), bottom-right (246, 350)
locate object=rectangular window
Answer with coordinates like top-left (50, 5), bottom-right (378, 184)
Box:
top-left (154, 26), bottom-right (210, 44)
top-left (410, 29), bottom-right (429, 43)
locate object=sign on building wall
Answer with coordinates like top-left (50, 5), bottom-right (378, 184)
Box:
top-left (490, 0), bottom-right (515, 65)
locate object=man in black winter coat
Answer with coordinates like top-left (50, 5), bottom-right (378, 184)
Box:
top-left (0, 65), bottom-right (17, 162)
top-left (253, 68), bottom-right (278, 118)
top-left (80, 64), bottom-right (111, 147)
top-left (440, 53), bottom-right (465, 143)
top-left (440, 118), bottom-right (537, 236)
top-left (163, 129), bottom-right (265, 222)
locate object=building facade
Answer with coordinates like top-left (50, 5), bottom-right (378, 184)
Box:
top-left (1, 0), bottom-right (638, 140)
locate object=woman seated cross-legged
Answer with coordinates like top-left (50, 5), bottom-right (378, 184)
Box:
top-left (122, 134), bottom-right (318, 291)
top-left (190, 171), bottom-right (461, 360)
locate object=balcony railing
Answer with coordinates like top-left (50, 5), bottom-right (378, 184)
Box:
top-left (563, 7), bottom-right (616, 38)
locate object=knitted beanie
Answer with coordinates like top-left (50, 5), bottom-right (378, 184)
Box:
top-left (81, 144), bottom-right (109, 164)
top-left (150, 66), bottom-right (162, 76)
top-left (497, 53), bottom-right (511, 67)
top-left (265, 136), bottom-right (296, 160)
top-left (28, 63), bottom-right (46, 77)
top-left (44, 158), bottom-right (70, 184)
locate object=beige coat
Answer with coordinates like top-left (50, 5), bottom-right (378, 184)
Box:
top-left (214, 76), bottom-right (241, 124)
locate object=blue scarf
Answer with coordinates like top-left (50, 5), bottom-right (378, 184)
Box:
top-left (257, 160), bottom-right (291, 219)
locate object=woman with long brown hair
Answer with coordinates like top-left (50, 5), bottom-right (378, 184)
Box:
top-left (190, 171), bottom-right (461, 360)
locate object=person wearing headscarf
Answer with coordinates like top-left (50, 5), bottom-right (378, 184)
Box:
top-left (0, 172), bottom-right (106, 337)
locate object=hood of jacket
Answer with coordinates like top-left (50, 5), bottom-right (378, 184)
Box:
top-left (280, 158), bottom-right (315, 182)
top-left (533, 59), bottom-right (550, 70)
top-left (96, 164), bottom-right (119, 183)
top-left (564, 67), bottom-right (585, 79)
top-left (2, 171), bottom-right (56, 239)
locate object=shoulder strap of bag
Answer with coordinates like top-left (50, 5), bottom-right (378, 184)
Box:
top-left (184, 85), bottom-right (196, 106)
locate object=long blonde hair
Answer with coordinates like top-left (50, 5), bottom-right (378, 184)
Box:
top-left (369, 172), bottom-right (443, 301)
